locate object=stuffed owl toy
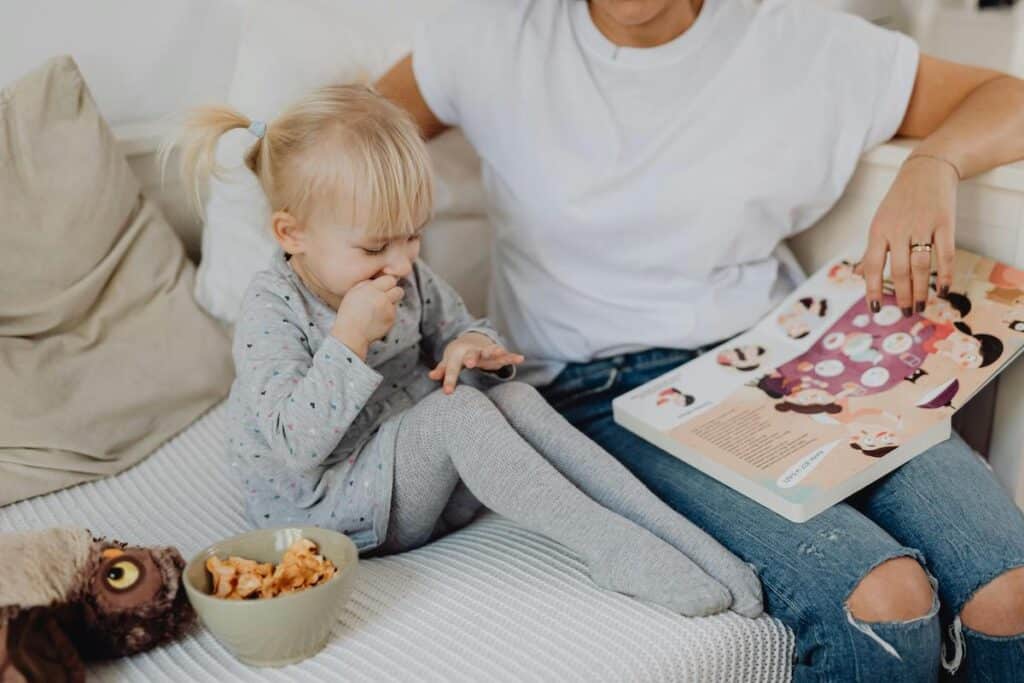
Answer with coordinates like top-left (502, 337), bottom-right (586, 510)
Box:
top-left (0, 528), bottom-right (194, 682)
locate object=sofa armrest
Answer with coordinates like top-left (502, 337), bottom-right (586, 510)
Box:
top-left (991, 363), bottom-right (1024, 504)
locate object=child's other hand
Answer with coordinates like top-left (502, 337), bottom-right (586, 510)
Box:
top-left (332, 275), bottom-right (404, 358)
top-left (428, 332), bottom-right (525, 394)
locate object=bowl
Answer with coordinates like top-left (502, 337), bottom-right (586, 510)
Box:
top-left (183, 526), bottom-right (359, 667)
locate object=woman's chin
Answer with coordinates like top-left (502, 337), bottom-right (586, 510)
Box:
top-left (591, 0), bottom-right (674, 27)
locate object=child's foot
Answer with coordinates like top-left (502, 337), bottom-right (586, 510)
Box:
top-left (586, 520), bottom-right (732, 617)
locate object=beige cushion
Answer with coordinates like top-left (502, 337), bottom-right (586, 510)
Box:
top-left (0, 56), bottom-right (234, 506)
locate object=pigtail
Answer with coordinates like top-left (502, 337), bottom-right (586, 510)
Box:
top-left (159, 106), bottom-right (255, 218)
top-left (160, 84), bottom-right (434, 233)
top-left (243, 130), bottom-right (274, 195)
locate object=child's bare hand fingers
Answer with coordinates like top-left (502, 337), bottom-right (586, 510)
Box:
top-left (490, 351), bottom-right (523, 365)
top-left (427, 360), bottom-right (445, 380)
top-left (386, 286), bottom-right (404, 304)
top-left (481, 345), bottom-right (511, 360)
top-left (464, 349), bottom-right (481, 369)
top-left (371, 275), bottom-right (399, 291)
top-left (476, 353), bottom-right (525, 370)
top-left (443, 352), bottom-right (466, 393)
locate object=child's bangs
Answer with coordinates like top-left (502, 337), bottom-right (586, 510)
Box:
top-left (293, 126), bottom-right (434, 240)
top-left (350, 128), bottom-right (434, 240)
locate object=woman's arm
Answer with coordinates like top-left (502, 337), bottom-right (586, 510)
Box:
top-left (897, 55), bottom-right (1022, 172)
top-left (860, 55), bottom-right (1024, 315)
top-left (376, 54), bottom-right (449, 141)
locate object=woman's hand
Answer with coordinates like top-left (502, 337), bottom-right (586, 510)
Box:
top-left (856, 155), bottom-right (959, 316)
top-left (428, 332), bottom-right (525, 394)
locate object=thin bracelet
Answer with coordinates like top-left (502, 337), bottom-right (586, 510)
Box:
top-left (903, 153), bottom-right (962, 181)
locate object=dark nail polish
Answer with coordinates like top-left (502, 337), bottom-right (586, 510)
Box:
top-left (939, 285), bottom-right (950, 297)
top-left (915, 301), bottom-right (925, 313)
top-left (902, 307), bottom-right (913, 318)
top-left (870, 300), bottom-right (881, 313)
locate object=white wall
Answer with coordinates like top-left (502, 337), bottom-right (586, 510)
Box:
top-left (0, 0), bottom-right (243, 126)
top-left (6, 0), bottom-right (1023, 128)
top-left (904, 0), bottom-right (1024, 75)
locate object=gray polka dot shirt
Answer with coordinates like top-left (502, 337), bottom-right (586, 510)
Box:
top-left (226, 253), bottom-right (507, 551)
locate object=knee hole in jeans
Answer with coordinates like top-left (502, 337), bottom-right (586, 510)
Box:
top-left (846, 557), bottom-right (936, 623)
top-left (959, 565), bottom-right (1024, 637)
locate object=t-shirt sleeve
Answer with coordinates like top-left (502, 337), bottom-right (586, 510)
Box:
top-left (412, 1), bottom-right (505, 127)
top-left (861, 22), bottom-right (919, 148)
top-left (796, 2), bottom-right (920, 151)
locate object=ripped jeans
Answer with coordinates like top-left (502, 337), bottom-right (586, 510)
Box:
top-left (541, 347), bottom-right (1024, 682)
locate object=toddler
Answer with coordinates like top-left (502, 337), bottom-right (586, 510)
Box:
top-left (169, 84), bottom-right (762, 617)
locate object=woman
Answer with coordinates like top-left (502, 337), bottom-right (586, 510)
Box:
top-left (377, 0), bottom-right (1024, 679)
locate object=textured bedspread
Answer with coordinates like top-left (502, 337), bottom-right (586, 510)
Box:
top-left (0, 402), bottom-right (793, 682)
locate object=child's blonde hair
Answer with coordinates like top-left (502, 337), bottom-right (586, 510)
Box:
top-left (166, 84), bottom-right (432, 239)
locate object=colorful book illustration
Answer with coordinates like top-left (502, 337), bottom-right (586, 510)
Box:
top-left (613, 251), bottom-right (1024, 522)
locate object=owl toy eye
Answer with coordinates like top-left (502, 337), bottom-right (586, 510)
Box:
top-left (105, 559), bottom-right (142, 591)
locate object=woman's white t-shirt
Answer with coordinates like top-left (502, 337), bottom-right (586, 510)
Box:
top-left (413, 0), bottom-right (919, 385)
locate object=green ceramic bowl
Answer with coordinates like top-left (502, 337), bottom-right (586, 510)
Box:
top-left (184, 526), bottom-right (359, 667)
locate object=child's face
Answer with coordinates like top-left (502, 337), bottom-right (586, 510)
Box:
top-left (274, 195), bottom-right (425, 303)
top-left (784, 320), bottom-right (811, 339)
top-left (924, 295), bottom-right (959, 322)
top-left (303, 220), bottom-right (422, 297)
top-left (850, 428), bottom-right (898, 452)
top-left (936, 331), bottom-right (982, 369)
top-left (790, 387), bottom-right (834, 407)
top-left (717, 345), bottom-right (764, 370)
top-left (778, 308), bottom-right (807, 338)
top-left (828, 262), bottom-right (857, 285)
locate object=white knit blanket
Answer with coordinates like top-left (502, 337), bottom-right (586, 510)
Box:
top-left (0, 403), bottom-right (793, 682)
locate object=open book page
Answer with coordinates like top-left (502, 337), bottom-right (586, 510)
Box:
top-left (614, 251), bottom-right (1024, 515)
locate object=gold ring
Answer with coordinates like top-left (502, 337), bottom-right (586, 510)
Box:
top-left (910, 242), bottom-right (933, 253)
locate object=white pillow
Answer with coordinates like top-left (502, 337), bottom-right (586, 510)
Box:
top-left (195, 0), bottom-right (492, 323)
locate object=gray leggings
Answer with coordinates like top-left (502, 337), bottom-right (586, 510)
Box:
top-left (377, 382), bottom-right (762, 617)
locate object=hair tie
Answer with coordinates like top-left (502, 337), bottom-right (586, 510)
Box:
top-left (247, 120), bottom-right (267, 139)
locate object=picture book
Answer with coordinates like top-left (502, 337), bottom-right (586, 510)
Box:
top-left (613, 250), bottom-right (1024, 522)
